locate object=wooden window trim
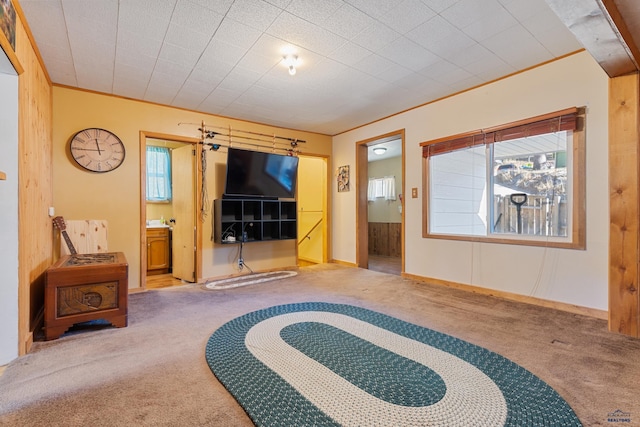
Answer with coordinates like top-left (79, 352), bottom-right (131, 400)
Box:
top-left (421, 107), bottom-right (586, 250)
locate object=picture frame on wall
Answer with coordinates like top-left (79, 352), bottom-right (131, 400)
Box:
top-left (0, 0), bottom-right (16, 51)
top-left (337, 165), bottom-right (350, 192)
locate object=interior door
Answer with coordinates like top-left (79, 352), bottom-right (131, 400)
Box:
top-left (171, 144), bottom-right (196, 282)
top-left (297, 156), bottom-right (327, 264)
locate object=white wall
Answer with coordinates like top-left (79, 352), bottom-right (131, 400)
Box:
top-left (332, 51), bottom-right (609, 311)
top-left (0, 71), bottom-right (19, 365)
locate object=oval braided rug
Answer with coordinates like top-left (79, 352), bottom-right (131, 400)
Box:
top-left (205, 302), bottom-right (582, 426)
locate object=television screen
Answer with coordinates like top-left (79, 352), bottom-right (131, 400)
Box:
top-left (224, 147), bottom-right (299, 199)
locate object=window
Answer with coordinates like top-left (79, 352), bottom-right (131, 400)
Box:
top-left (146, 146), bottom-right (172, 202)
top-left (421, 108), bottom-right (585, 249)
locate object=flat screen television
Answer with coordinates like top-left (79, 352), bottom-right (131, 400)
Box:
top-left (224, 147), bottom-right (299, 199)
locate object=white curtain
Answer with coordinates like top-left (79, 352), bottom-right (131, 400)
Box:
top-left (383, 176), bottom-right (396, 200)
top-left (368, 176), bottom-right (396, 201)
top-left (367, 179), bottom-right (376, 201)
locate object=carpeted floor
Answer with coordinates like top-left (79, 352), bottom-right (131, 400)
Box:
top-left (0, 264), bottom-right (639, 426)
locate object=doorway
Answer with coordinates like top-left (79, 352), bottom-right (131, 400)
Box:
top-left (297, 154), bottom-right (329, 265)
top-left (356, 131), bottom-right (405, 275)
top-left (140, 132), bottom-right (201, 289)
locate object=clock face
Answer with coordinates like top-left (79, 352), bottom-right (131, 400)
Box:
top-left (70, 128), bottom-right (126, 172)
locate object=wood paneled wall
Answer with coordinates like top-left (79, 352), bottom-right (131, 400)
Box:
top-left (15, 1), bottom-right (54, 354)
top-left (609, 73), bottom-right (640, 337)
top-left (368, 222), bottom-right (401, 257)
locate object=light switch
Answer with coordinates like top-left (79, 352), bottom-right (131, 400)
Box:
top-left (411, 188), bottom-right (418, 198)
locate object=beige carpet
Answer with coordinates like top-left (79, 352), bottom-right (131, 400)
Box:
top-left (0, 264), bottom-right (639, 426)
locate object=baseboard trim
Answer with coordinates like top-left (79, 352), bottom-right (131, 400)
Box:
top-left (21, 332), bottom-right (33, 356)
top-left (330, 259), bottom-right (357, 268)
top-left (23, 306), bottom-right (45, 355)
top-left (402, 272), bottom-right (608, 320)
top-left (298, 256), bottom-right (321, 264)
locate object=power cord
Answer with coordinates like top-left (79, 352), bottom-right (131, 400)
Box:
top-left (237, 239), bottom-right (254, 273)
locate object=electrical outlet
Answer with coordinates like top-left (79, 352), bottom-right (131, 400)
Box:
top-left (411, 188), bottom-right (418, 198)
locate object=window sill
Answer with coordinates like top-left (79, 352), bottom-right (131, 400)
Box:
top-left (423, 232), bottom-right (585, 250)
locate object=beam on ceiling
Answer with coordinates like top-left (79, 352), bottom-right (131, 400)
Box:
top-left (545, 0), bottom-right (639, 77)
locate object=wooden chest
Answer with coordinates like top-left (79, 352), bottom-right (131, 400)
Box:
top-left (44, 252), bottom-right (128, 340)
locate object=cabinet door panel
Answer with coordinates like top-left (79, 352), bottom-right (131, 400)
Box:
top-left (147, 234), bottom-right (169, 271)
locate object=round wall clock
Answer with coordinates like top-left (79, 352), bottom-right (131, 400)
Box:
top-left (70, 128), bottom-right (126, 173)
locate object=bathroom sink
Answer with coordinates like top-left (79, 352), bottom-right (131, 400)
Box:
top-left (146, 219), bottom-right (170, 228)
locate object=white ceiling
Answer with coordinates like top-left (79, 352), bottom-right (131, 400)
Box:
top-left (368, 138), bottom-right (402, 162)
top-left (19, 0), bottom-right (584, 135)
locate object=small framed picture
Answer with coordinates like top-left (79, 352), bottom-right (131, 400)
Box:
top-left (337, 165), bottom-right (350, 192)
top-left (0, 0), bottom-right (16, 51)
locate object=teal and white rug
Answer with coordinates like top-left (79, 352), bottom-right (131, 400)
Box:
top-left (205, 302), bottom-right (582, 426)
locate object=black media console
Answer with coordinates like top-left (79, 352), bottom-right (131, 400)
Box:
top-left (214, 199), bottom-right (297, 244)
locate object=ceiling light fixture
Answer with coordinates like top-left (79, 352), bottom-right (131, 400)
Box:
top-left (373, 147), bottom-right (387, 155)
top-left (283, 54), bottom-right (299, 76)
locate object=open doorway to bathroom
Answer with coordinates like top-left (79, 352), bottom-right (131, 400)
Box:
top-left (356, 131), bottom-right (405, 276)
top-left (140, 132), bottom-right (201, 290)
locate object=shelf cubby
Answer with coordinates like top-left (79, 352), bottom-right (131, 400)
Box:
top-left (243, 201), bottom-right (262, 221)
top-left (220, 200), bottom-right (242, 222)
top-left (262, 221), bottom-right (280, 240)
top-left (281, 202), bottom-right (296, 220)
top-left (262, 201), bottom-right (280, 220)
top-left (280, 221), bottom-right (297, 240)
